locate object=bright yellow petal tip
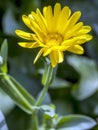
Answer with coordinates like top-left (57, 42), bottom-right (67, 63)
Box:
top-left (15, 3), bottom-right (92, 68)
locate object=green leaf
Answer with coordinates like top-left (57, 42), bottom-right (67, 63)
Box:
top-left (0, 74), bottom-right (35, 114)
top-left (67, 55), bottom-right (98, 100)
top-left (55, 115), bottom-right (96, 130)
top-left (0, 39), bottom-right (8, 62)
top-left (0, 39), bottom-right (8, 73)
top-left (9, 75), bottom-right (36, 105)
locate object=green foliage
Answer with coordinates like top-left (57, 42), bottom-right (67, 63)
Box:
top-left (67, 55), bottom-right (98, 100)
top-left (0, 39), bottom-right (8, 73)
top-left (55, 115), bottom-right (96, 130)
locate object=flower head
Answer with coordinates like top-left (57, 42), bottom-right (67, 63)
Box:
top-left (15, 3), bottom-right (92, 67)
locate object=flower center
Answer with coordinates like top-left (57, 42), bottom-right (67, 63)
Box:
top-left (45, 33), bottom-right (63, 46)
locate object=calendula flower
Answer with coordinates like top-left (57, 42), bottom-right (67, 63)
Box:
top-left (15, 3), bottom-right (92, 67)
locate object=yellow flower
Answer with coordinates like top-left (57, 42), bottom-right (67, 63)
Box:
top-left (15, 3), bottom-right (92, 67)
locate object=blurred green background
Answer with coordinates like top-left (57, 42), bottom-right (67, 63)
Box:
top-left (0, 0), bottom-right (98, 129)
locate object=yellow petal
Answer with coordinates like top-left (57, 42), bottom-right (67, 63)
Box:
top-left (22, 15), bottom-right (44, 42)
top-left (74, 34), bottom-right (93, 44)
top-left (34, 48), bottom-right (45, 63)
top-left (62, 38), bottom-right (77, 46)
top-left (31, 10), bottom-right (47, 35)
top-left (16, 30), bottom-right (47, 47)
top-left (68, 45), bottom-right (84, 54)
top-left (43, 5), bottom-right (53, 19)
top-left (77, 26), bottom-right (92, 35)
top-left (54, 3), bottom-right (61, 17)
top-left (32, 35), bottom-right (47, 47)
top-left (54, 50), bottom-right (64, 63)
top-left (15, 30), bottom-right (35, 40)
top-left (68, 11), bottom-right (81, 27)
top-left (64, 22), bottom-right (83, 39)
top-left (28, 14), bottom-right (41, 32)
top-left (63, 11), bottom-right (81, 34)
top-left (57, 6), bottom-right (71, 33)
top-left (62, 34), bottom-right (92, 47)
top-left (43, 48), bottom-right (52, 56)
top-left (50, 50), bottom-right (64, 63)
top-left (29, 15), bottom-right (45, 42)
top-left (52, 3), bottom-right (61, 32)
top-left (22, 15), bottom-right (32, 30)
top-left (49, 51), bottom-right (57, 67)
top-left (18, 42), bottom-right (39, 48)
top-left (43, 5), bottom-right (54, 32)
top-left (36, 9), bottom-right (47, 32)
top-left (43, 45), bottom-right (69, 56)
top-left (51, 46), bottom-right (69, 51)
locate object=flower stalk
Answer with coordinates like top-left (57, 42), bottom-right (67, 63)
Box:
top-left (29, 111), bottom-right (39, 130)
top-left (30, 63), bottom-right (53, 130)
top-left (36, 63), bottom-right (53, 106)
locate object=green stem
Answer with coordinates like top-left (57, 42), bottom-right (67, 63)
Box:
top-left (35, 64), bottom-right (53, 106)
top-left (30, 64), bottom-right (53, 130)
top-left (29, 111), bottom-right (38, 130)
top-left (35, 81), bottom-right (49, 106)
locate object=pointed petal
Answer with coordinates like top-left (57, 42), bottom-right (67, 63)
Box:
top-left (43, 5), bottom-right (53, 20)
top-left (52, 3), bottom-right (61, 32)
top-left (22, 15), bottom-right (33, 30)
top-left (31, 10), bottom-right (47, 35)
top-left (63, 11), bottom-right (81, 34)
top-left (68, 11), bottom-right (81, 27)
top-left (62, 34), bottom-right (92, 46)
top-left (36, 9), bottom-right (47, 32)
top-left (29, 15), bottom-right (45, 42)
top-left (68, 45), bottom-right (84, 54)
top-left (49, 50), bottom-right (64, 67)
top-left (18, 42), bottom-right (39, 48)
top-left (54, 3), bottom-right (61, 17)
top-left (49, 51), bottom-right (57, 67)
top-left (57, 6), bottom-right (71, 33)
top-left (34, 48), bottom-right (45, 63)
top-left (75, 34), bottom-right (93, 44)
top-left (15, 30), bottom-right (35, 40)
top-left (54, 50), bottom-right (64, 63)
top-left (64, 22), bottom-right (83, 39)
top-left (77, 26), bottom-right (92, 35)
top-left (43, 5), bottom-right (54, 32)
top-left (43, 48), bottom-right (52, 56)
top-left (70, 34), bottom-right (93, 45)
top-left (22, 15), bottom-right (44, 42)
top-left (62, 38), bottom-right (77, 46)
